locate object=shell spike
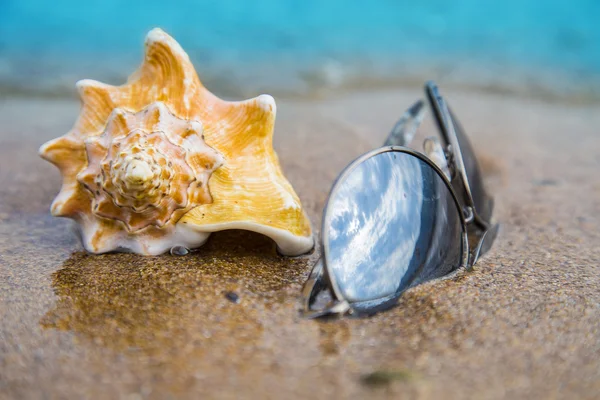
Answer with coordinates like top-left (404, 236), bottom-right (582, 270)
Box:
top-left (50, 182), bottom-right (86, 217)
top-left (140, 101), bottom-right (169, 130)
top-left (143, 101), bottom-right (169, 114)
top-left (144, 28), bottom-right (192, 67)
top-left (39, 136), bottom-right (86, 171)
top-left (39, 136), bottom-right (69, 162)
top-left (238, 94), bottom-right (276, 121)
top-left (103, 108), bottom-right (131, 138)
top-left (140, 28), bottom-right (197, 83)
top-left (186, 120), bottom-right (204, 135)
top-left (255, 94), bottom-right (276, 115)
top-left (76, 79), bottom-right (113, 104)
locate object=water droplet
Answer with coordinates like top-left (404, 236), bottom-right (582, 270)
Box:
top-left (170, 246), bottom-right (189, 256)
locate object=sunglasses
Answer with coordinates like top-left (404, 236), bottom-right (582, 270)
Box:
top-left (301, 81), bottom-right (499, 317)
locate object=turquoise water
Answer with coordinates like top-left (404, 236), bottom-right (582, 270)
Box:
top-left (1, 0), bottom-right (599, 98)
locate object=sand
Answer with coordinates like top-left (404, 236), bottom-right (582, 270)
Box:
top-left (0, 88), bottom-right (599, 399)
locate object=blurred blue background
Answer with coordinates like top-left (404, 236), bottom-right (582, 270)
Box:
top-left (1, 0), bottom-right (599, 99)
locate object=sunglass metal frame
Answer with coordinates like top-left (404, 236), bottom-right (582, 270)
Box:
top-left (301, 81), bottom-right (498, 318)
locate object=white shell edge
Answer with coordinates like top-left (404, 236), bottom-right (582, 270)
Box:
top-left (78, 221), bottom-right (210, 256)
top-left (76, 219), bottom-right (313, 257)
top-left (182, 221), bottom-right (314, 256)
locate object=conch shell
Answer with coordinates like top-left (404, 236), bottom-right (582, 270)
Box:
top-left (39, 28), bottom-right (313, 256)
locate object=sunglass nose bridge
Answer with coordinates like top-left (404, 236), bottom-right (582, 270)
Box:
top-left (463, 206), bottom-right (474, 223)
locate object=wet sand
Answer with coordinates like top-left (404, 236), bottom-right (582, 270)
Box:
top-left (1, 89), bottom-right (599, 399)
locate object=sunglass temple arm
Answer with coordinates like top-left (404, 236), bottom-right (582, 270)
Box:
top-left (425, 82), bottom-right (498, 267)
top-left (383, 99), bottom-right (426, 147)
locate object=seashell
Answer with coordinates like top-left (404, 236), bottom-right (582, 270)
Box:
top-left (40, 28), bottom-right (313, 256)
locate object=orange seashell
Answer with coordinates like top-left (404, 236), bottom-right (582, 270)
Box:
top-left (40, 28), bottom-right (313, 255)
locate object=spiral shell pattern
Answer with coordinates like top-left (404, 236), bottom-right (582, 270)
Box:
top-left (76, 103), bottom-right (222, 232)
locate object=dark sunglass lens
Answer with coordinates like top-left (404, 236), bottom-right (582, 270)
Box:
top-left (324, 151), bottom-right (465, 309)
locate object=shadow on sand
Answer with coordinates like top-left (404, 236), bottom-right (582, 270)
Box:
top-left (41, 230), bottom-right (311, 355)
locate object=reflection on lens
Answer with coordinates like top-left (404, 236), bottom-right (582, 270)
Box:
top-left (324, 150), bottom-right (464, 309)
